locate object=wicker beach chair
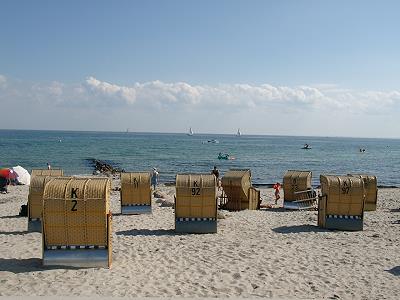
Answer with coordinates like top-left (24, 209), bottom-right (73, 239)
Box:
top-left (220, 169), bottom-right (260, 211)
top-left (318, 175), bottom-right (365, 231)
top-left (282, 170), bottom-right (317, 210)
top-left (120, 172), bottom-right (152, 214)
top-left (175, 174), bottom-right (217, 233)
top-left (42, 177), bottom-right (112, 268)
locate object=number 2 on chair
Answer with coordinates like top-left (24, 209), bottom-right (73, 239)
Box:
top-left (71, 200), bottom-right (78, 211)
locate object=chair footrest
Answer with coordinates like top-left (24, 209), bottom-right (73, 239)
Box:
top-left (325, 216), bottom-right (363, 231)
top-left (28, 219), bottom-right (42, 232)
top-left (43, 248), bottom-right (109, 268)
top-left (121, 204), bottom-right (152, 215)
top-left (175, 219), bottom-right (217, 233)
top-left (283, 200), bottom-right (316, 210)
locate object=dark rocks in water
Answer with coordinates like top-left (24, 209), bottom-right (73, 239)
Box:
top-left (86, 158), bottom-right (124, 175)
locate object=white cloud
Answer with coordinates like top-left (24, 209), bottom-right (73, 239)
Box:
top-left (1, 74), bottom-right (400, 137)
top-left (1, 75), bottom-right (400, 115)
top-left (85, 76), bottom-right (136, 104)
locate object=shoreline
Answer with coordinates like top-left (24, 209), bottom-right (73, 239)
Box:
top-left (136, 181), bottom-right (400, 189)
top-left (1, 128), bottom-right (400, 140)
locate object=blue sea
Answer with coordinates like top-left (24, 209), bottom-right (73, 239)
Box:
top-left (0, 130), bottom-right (399, 187)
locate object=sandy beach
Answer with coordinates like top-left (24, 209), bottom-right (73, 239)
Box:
top-left (0, 181), bottom-right (399, 299)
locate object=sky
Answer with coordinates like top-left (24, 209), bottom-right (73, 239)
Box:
top-left (0, 0), bottom-right (399, 138)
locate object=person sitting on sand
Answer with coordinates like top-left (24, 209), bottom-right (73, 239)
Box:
top-left (0, 177), bottom-right (9, 194)
top-left (273, 182), bottom-right (281, 205)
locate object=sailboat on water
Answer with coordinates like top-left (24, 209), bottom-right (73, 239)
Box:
top-left (187, 127), bottom-right (194, 136)
top-left (236, 128), bottom-right (241, 137)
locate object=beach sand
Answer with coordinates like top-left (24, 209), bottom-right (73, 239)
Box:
top-left (0, 181), bottom-right (399, 299)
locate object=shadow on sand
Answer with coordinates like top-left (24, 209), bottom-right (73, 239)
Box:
top-left (386, 266), bottom-right (400, 276)
top-left (116, 228), bottom-right (176, 236)
top-left (0, 215), bottom-right (24, 219)
top-left (272, 224), bottom-right (328, 234)
top-left (0, 230), bottom-right (30, 235)
top-left (0, 258), bottom-right (83, 273)
top-left (0, 258), bottom-right (43, 273)
top-left (260, 207), bottom-right (292, 213)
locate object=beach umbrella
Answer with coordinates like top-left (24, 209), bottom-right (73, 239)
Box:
top-left (12, 166), bottom-right (31, 185)
top-left (0, 168), bottom-right (17, 179)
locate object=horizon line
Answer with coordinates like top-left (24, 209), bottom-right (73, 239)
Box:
top-left (0, 128), bottom-right (399, 140)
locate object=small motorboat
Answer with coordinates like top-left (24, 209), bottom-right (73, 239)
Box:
top-left (218, 152), bottom-right (236, 160)
top-left (218, 153), bottom-right (229, 160)
top-left (302, 144), bottom-right (312, 150)
top-left (208, 139), bottom-right (219, 144)
top-left (202, 139), bottom-right (219, 144)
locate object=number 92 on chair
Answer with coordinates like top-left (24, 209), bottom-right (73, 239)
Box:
top-left (175, 174), bottom-right (217, 233)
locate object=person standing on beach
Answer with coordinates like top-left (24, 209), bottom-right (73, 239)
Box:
top-left (273, 182), bottom-right (281, 205)
top-left (47, 162), bottom-right (51, 170)
top-left (151, 167), bottom-right (159, 190)
top-left (211, 166), bottom-right (219, 179)
top-left (211, 166), bottom-right (221, 190)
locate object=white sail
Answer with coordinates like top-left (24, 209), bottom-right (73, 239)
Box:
top-left (188, 127), bottom-right (194, 136)
top-left (236, 128), bottom-right (241, 136)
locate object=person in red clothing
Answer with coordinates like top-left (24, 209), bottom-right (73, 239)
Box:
top-left (273, 182), bottom-right (281, 205)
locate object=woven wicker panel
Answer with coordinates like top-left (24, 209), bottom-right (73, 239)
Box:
top-left (221, 169), bottom-right (252, 211)
top-left (320, 175), bottom-right (365, 216)
top-left (283, 170), bottom-right (312, 201)
top-left (28, 176), bottom-right (55, 220)
top-left (31, 169), bottom-right (64, 177)
top-left (121, 172), bottom-right (151, 205)
top-left (248, 187), bottom-right (260, 210)
top-left (176, 174), bottom-right (216, 218)
top-left (318, 196), bottom-right (327, 227)
top-left (348, 174), bottom-right (377, 210)
top-left (85, 198), bottom-right (107, 245)
top-left (43, 177), bottom-right (110, 247)
top-left (43, 198), bottom-right (67, 245)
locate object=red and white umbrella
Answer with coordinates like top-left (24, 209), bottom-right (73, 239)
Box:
top-left (0, 168), bottom-right (18, 180)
